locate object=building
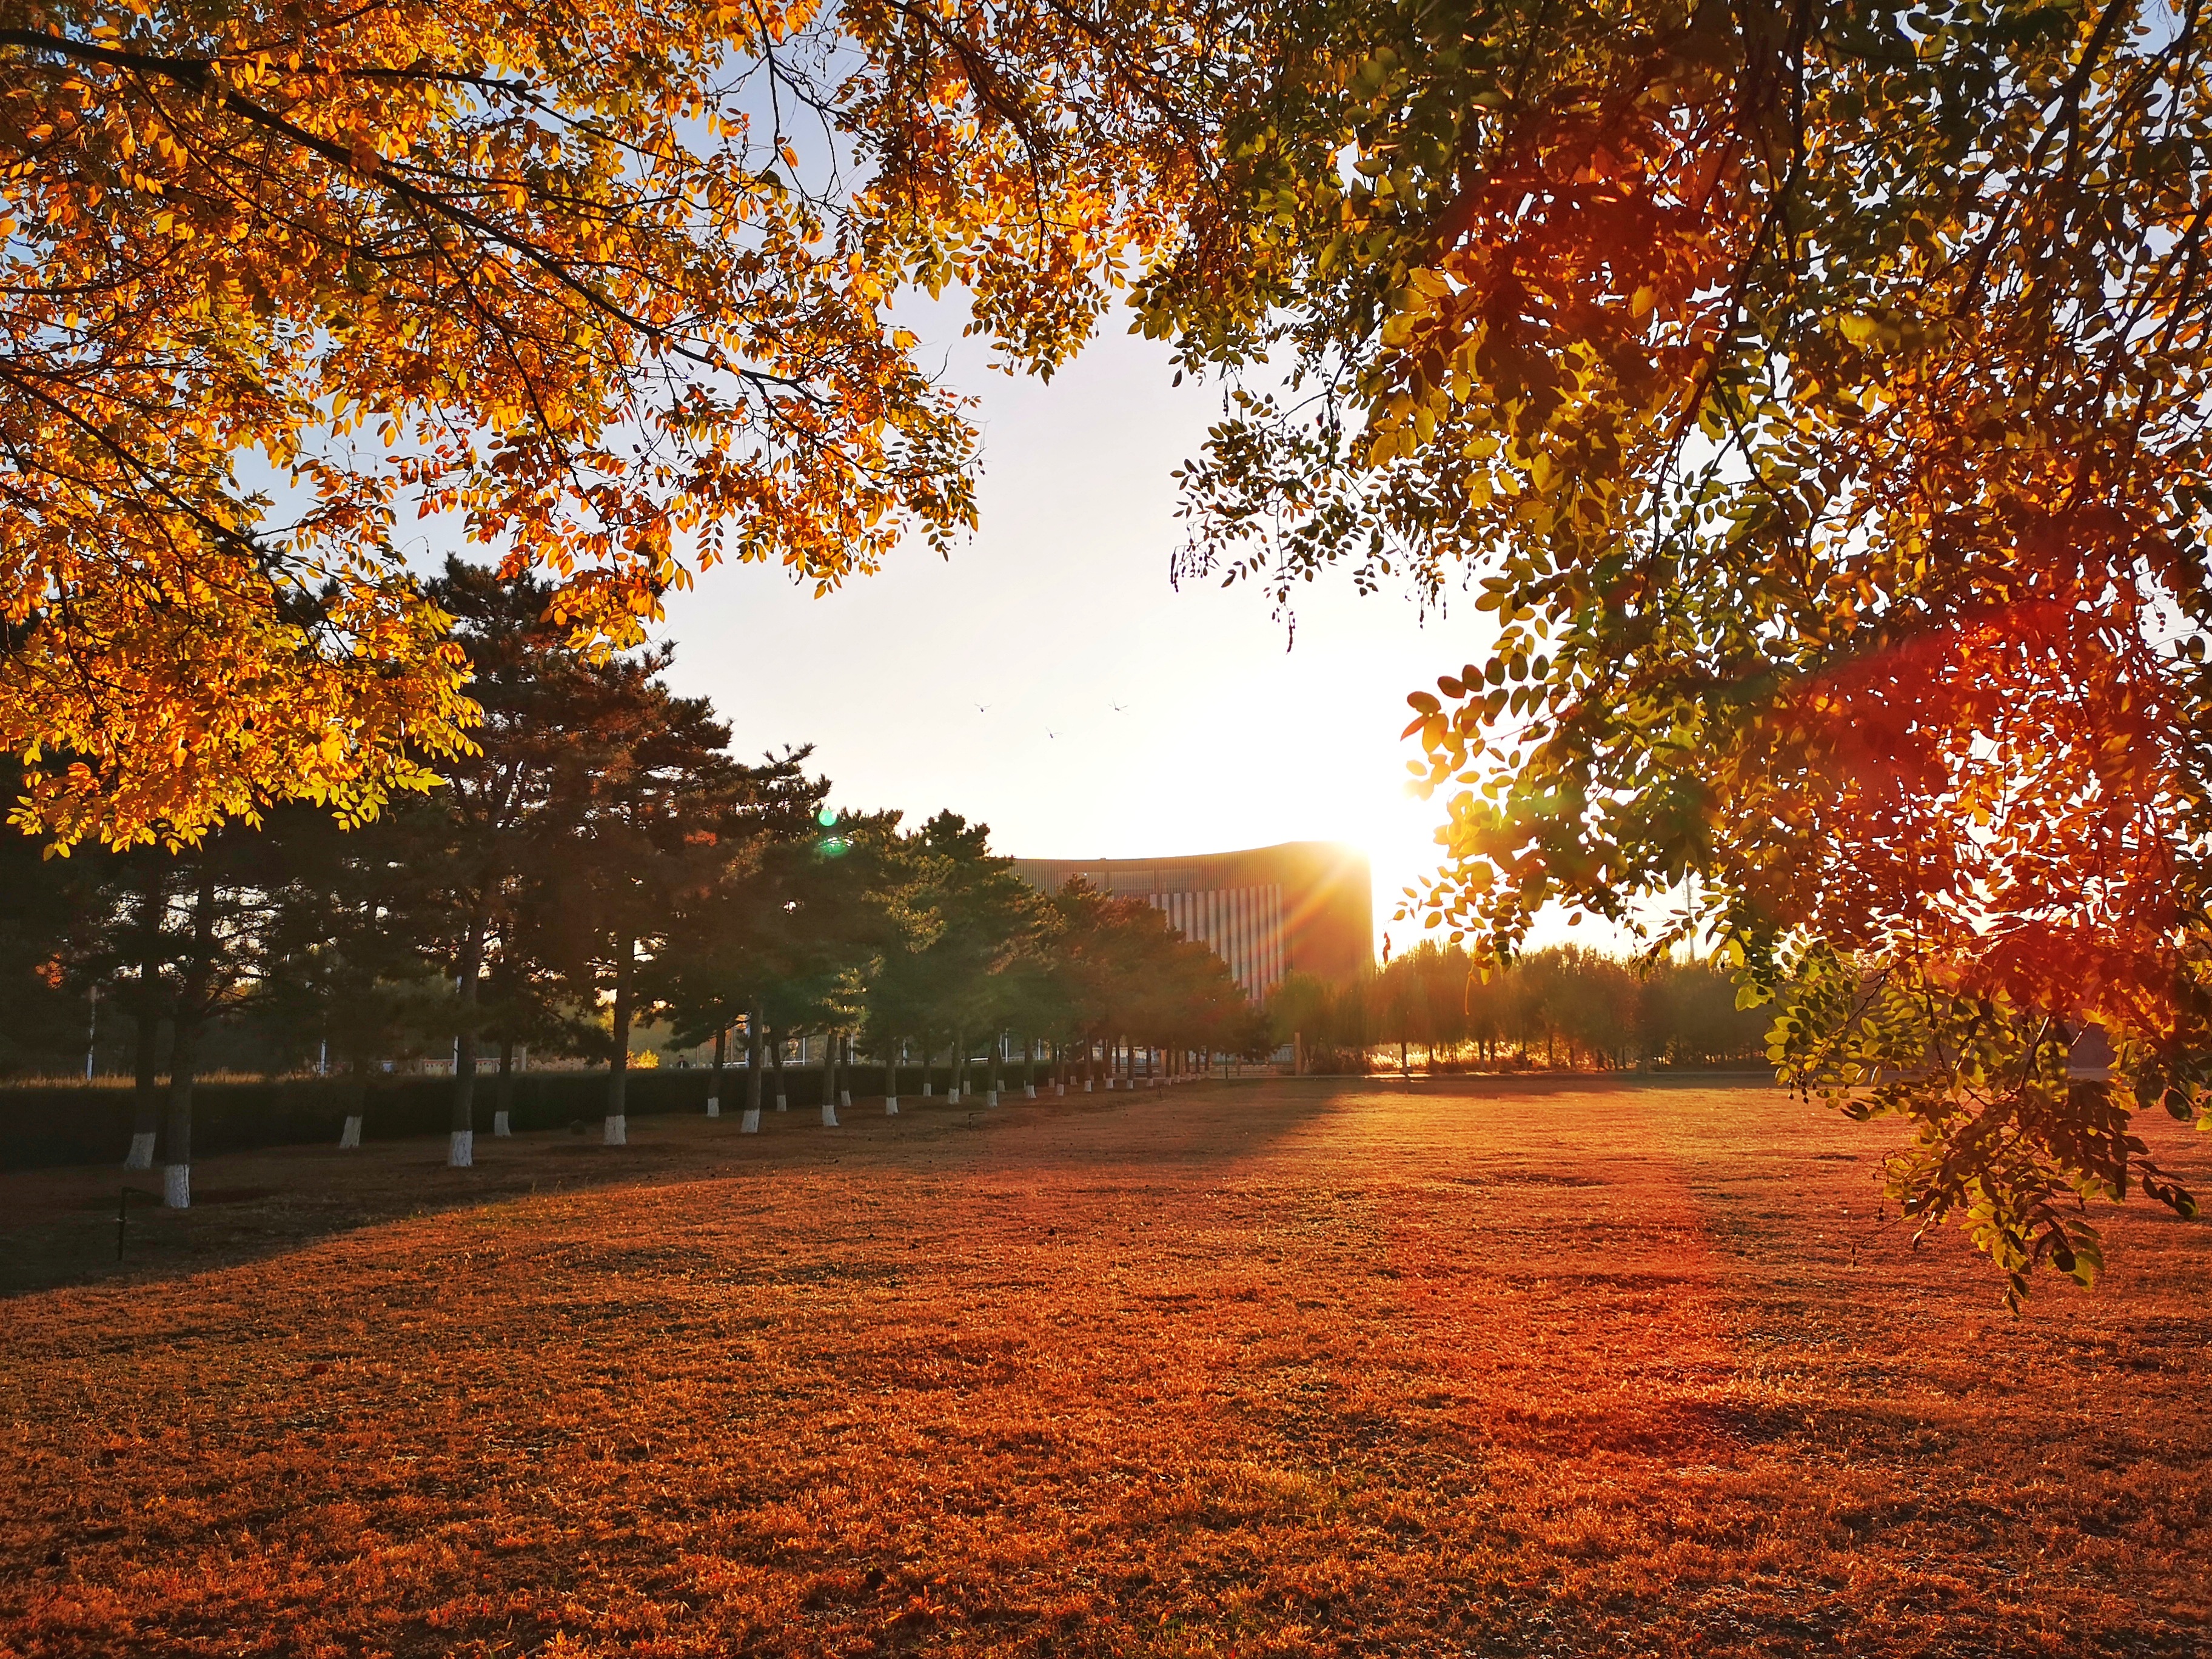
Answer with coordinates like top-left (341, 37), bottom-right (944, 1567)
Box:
top-left (1010, 841), bottom-right (1373, 1003)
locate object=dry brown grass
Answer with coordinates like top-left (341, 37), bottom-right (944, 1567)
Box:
top-left (0, 1079), bottom-right (2205, 1658)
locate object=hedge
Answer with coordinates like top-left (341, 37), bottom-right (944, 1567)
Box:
top-left (0, 1061), bottom-right (991, 1171)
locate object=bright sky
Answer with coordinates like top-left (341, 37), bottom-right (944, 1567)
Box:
top-left (650, 317), bottom-right (1580, 962)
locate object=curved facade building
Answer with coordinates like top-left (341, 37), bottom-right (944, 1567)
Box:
top-left (1010, 841), bottom-right (1373, 1002)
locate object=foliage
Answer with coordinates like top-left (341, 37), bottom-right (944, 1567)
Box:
top-left (3, 611), bottom-right (1266, 1142)
top-left (1061, 0), bottom-right (2212, 1294)
top-left (1, 0), bottom-right (1189, 847)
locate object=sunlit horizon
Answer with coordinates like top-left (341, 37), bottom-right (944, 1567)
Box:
top-left (649, 315), bottom-right (1618, 965)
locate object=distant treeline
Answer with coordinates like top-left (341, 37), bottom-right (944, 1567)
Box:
top-left (1271, 941), bottom-right (1771, 1073)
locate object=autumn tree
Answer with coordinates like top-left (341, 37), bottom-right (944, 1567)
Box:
top-left (994, 0), bottom-right (2212, 1298)
top-left (2, 0), bottom-right (1192, 851)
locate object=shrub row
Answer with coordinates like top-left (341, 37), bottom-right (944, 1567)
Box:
top-left (0, 1062), bottom-right (970, 1171)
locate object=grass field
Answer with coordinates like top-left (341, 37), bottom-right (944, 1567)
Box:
top-left (1, 1078), bottom-right (2206, 1658)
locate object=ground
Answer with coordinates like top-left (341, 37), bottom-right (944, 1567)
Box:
top-left (0, 1078), bottom-right (2206, 1658)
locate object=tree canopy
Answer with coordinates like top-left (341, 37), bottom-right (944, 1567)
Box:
top-left (0, 0), bottom-right (1182, 847)
top-left (1071, 0), bottom-right (2210, 1300)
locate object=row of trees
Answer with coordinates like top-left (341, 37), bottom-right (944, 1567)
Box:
top-left (0, 563), bottom-right (1270, 1206)
top-left (1272, 942), bottom-right (1768, 1076)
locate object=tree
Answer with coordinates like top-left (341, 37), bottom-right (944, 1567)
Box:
top-left (657, 748), bottom-right (826, 1125)
top-left (664, 796), bottom-right (906, 1128)
top-left (2, 0), bottom-right (1189, 850)
top-left (148, 828), bottom-right (277, 1206)
top-left (534, 646), bottom-right (751, 1144)
top-left (258, 800), bottom-right (448, 1150)
top-left (410, 561), bottom-right (609, 1165)
top-left (0, 787), bottom-right (116, 1080)
top-left (851, 820), bottom-right (947, 1111)
top-left (898, 813), bottom-right (1037, 1103)
top-left (1069, 0), bottom-right (2212, 1298)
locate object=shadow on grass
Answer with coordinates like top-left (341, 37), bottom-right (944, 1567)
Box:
top-left (0, 1079), bottom-right (1356, 1300)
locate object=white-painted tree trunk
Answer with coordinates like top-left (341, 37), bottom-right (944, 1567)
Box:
top-left (1024, 1084), bottom-right (1036, 1099)
top-left (706, 1096), bottom-right (720, 1118)
top-left (987, 1088), bottom-right (999, 1107)
top-left (885, 1095), bottom-right (900, 1115)
top-left (839, 1088), bottom-right (851, 1109)
top-left (741, 1107), bottom-right (761, 1134)
top-left (163, 1163), bottom-right (189, 1209)
top-left (338, 1114), bottom-right (363, 1149)
top-left (776, 1091), bottom-right (788, 1112)
top-left (1056, 1083), bottom-right (1065, 1097)
top-left (922, 1078), bottom-right (933, 1096)
top-left (447, 1129), bottom-right (474, 1168)
top-left (821, 1101), bottom-right (839, 1127)
top-left (124, 1131), bottom-right (155, 1170)
top-left (1085, 1079), bottom-right (1094, 1091)
top-left (492, 1110), bottom-right (511, 1137)
top-left (604, 1113), bottom-right (627, 1146)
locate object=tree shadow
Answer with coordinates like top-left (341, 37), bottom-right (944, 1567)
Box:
top-left (0, 1079), bottom-right (1363, 1299)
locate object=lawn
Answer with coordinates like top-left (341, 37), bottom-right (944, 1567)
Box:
top-left (1, 1078), bottom-right (2205, 1658)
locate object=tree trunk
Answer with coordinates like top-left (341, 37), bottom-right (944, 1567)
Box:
top-left (494, 1037), bottom-right (515, 1136)
top-left (743, 1005), bottom-right (764, 1132)
top-left (1022, 1036), bottom-right (1036, 1098)
top-left (709, 1026), bottom-right (726, 1117)
top-left (161, 866), bottom-right (218, 1208)
top-left (605, 936), bottom-right (632, 1145)
top-left (769, 1025), bottom-right (788, 1110)
top-left (987, 1031), bottom-right (1001, 1105)
top-left (124, 890), bottom-right (165, 1168)
top-left (920, 1037), bottom-right (933, 1096)
top-left (885, 1034), bottom-right (900, 1115)
top-left (125, 985), bottom-right (161, 1170)
top-left (338, 1061), bottom-right (367, 1148)
top-left (449, 919), bottom-right (486, 1168)
top-left (951, 1030), bottom-right (966, 1101)
top-left (821, 1029), bottom-right (840, 1127)
top-left (162, 1012), bottom-right (199, 1210)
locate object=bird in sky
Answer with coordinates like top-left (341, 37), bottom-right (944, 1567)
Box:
top-left (975, 703), bottom-right (990, 714)
top-left (1110, 702), bottom-right (1127, 712)
top-left (1046, 729), bottom-right (1058, 740)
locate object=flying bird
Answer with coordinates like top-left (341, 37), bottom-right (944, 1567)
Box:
top-left (1110, 702), bottom-right (1127, 712)
top-left (975, 703), bottom-right (990, 714)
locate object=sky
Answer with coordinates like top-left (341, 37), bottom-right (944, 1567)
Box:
top-left (648, 314), bottom-right (1594, 962)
